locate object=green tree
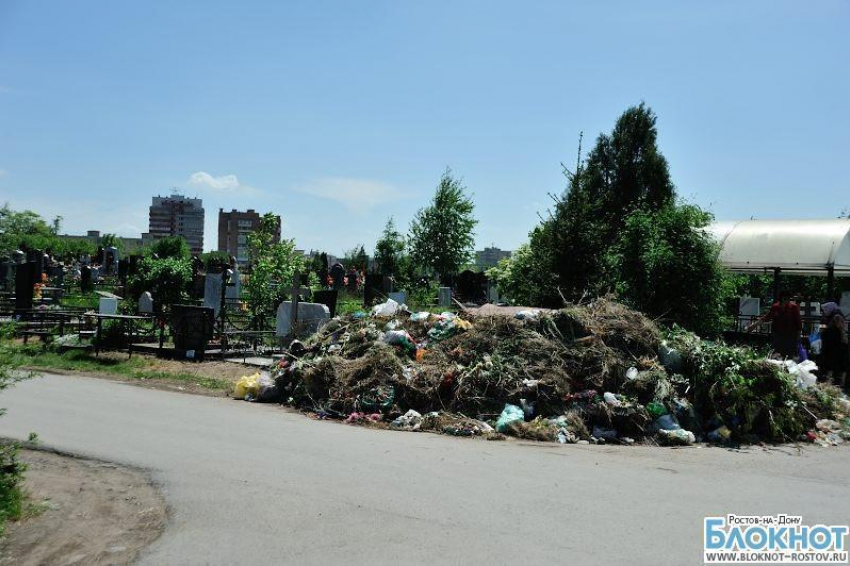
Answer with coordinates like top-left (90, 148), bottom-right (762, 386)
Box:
top-left (343, 245), bottom-right (369, 272)
top-left (607, 203), bottom-right (727, 335)
top-left (101, 233), bottom-right (119, 249)
top-left (128, 256), bottom-right (192, 307)
top-left (408, 169), bottom-right (477, 280)
top-left (374, 217), bottom-right (406, 277)
top-left (244, 213), bottom-right (309, 326)
top-left (486, 241), bottom-right (552, 306)
top-left (150, 236), bottom-right (190, 259)
top-left (201, 251), bottom-right (231, 273)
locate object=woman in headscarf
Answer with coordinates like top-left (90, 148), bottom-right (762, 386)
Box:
top-left (820, 301), bottom-right (848, 389)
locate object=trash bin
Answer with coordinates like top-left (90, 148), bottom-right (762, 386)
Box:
top-left (170, 305), bottom-right (215, 355)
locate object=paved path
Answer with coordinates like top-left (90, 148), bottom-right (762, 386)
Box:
top-left (1, 373), bottom-right (848, 565)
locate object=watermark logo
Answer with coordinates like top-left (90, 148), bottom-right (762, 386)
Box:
top-left (704, 515), bottom-right (848, 563)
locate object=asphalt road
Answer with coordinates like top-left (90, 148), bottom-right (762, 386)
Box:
top-left (1, 373), bottom-right (849, 565)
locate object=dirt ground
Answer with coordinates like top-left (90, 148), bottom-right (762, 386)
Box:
top-left (0, 449), bottom-right (167, 566)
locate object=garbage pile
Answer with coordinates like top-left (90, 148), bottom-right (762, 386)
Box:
top-left (246, 298), bottom-right (850, 446)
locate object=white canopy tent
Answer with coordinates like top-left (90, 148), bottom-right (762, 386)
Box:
top-left (711, 219), bottom-right (850, 278)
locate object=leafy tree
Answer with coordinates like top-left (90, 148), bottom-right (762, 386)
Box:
top-left (343, 245), bottom-right (369, 272)
top-left (150, 236), bottom-right (190, 259)
top-left (100, 233), bottom-right (119, 249)
top-left (244, 213), bottom-right (309, 326)
top-left (486, 241), bottom-right (551, 306)
top-left (607, 203), bottom-right (727, 335)
top-left (409, 169), bottom-right (477, 280)
top-left (128, 257), bottom-right (192, 307)
top-left (374, 217), bottom-right (406, 277)
top-left (201, 251), bottom-right (232, 273)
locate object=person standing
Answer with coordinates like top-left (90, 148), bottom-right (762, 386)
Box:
top-left (749, 292), bottom-right (803, 359)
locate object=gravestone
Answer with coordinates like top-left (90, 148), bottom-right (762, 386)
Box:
top-left (363, 272), bottom-right (381, 307)
top-left (80, 265), bottom-right (93, 292)
top-left (346, 269), bottom-right (359, 291)
top-left (14, 261), bottom-right (36, 315)
top-left (388, 291), bottom-right (407, 305)
top-left (203, 273), bottom-right (224, 317)
top-left (330, 263), bottom-right (345, 291)
top-left (0, 262), bottom-right (8, 289)
top-left (138, 291), bottom-right (154, 314)
top-left (487, 280), bottom-right (500, 304)
top-left (438, 287), bottom-right (452, 307)
top-left (276, 301), bottom-right (330, 338)
top-left (48, 265), bottom-right (65, 286)
top-left (104, 246), bottom-right (119, 275)
top-left (90, 266), bottom-right (101, 283)
top-left (737, 297), bottom-right (760, 331)
top-left (312, 289), bottom-right (339, 318)
top-left (118, 258), bottom-right (129, 282)
top-left (99, 297), bottom-right (118, 315)
top-left (225, 266), bottom-right (241, 302)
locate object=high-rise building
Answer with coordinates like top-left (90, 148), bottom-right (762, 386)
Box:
top-left (475, 246), bottom-right (512, 271)
top-left (147, 194), bottom-right (205, 254)
top-left (218, 209), bottom-right (280, 264)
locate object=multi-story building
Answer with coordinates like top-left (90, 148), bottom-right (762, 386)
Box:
top-left (148, 194), bottom-right (205, 254)
top-left (217, 209), bottom-right (280, 264)
top-left (475, 246), bottom-right (512, 271)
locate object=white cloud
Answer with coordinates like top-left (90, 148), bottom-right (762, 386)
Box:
top-left (187, 171), bottom-right (259, 194)
top-left (293, 177), bottom-right (404, 214)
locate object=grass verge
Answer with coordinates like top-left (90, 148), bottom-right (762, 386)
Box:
top-left (0, 342), bottom-right (231, 391)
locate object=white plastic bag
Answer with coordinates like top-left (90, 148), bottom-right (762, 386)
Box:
top-left (372, 298), bottom-right (400, 317)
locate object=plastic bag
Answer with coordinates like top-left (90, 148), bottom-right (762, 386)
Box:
top-left (495, 404), bottom-right (525, 432)
top-left (254, 374), bottom-right (278, 403)
top-left (233, 373), bottom-right (261, 400)
top-left (514, 309), bottom-right (541, 320)
top-left (410, 311), bottom-right (431, 322)
top-left (658, 428), bottom-right (695, 446)
top-left (372, 298), bottom-right (400, 317)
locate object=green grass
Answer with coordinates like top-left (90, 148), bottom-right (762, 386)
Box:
top-left (0, 343), bottom-right (231, 391)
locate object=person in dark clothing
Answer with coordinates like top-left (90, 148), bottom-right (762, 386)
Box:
top-left (820, 304), bottom-right (848, 388)
top-left (748, 293), bottom-right (802, 359)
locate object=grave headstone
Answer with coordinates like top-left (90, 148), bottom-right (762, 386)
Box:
top-left (203, 273), bottom-right (224, 317)
top-left (90, 266), bottom-right (101, 283)
top-left (138, 291), bottom-right (154, 314)
top-left (487, 280), bottom-right (500, 304)
top-left (388, 291), bottom-right (407, 305)
top-left (99, 297), bottom-right (118, 315)
top-left (80, 264), bottom-right (93, 292)
top-left (438, 286), bottom-right (452, 307)
top-left (330, 263), bottom-right (345, 290)
top-left (363, 272), bottom-right (380, 307)
top-left (276, 301), bottom-right (330, 338)
top-left (14, 261), bottom-right (36, 315)
top-left (737, 297), bottom-right (760, 331)
top-left (104, 246), bottom-right (119, 275)
top-left (225, 266), bottom-right (241, 302)
top-left (312, 289), bottom-right (339, 318)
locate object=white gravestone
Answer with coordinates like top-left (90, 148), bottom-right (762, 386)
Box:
top-left (737, 297), bottom-right (760, 331)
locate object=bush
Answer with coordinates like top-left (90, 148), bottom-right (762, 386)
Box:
top-left (129, 257), bottom-right (192, 308)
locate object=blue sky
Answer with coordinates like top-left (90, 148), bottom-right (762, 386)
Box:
top-left (0, 1), bottom-right (847, 255)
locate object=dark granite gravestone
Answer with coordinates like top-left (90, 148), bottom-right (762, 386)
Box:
top-left (80, 264), bottom-right (93, 293)
top-left (15, 261), bottom-right (37, 315)
top-left (330, 263), bottom-right (345, 291)
top-left (312, 289), bottom-right (339, 318)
